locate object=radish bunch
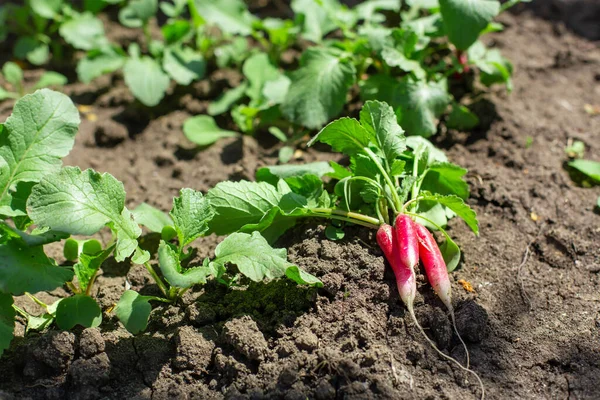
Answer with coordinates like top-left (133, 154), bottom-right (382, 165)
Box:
top-left (377, 215), bottom-right (485, 399)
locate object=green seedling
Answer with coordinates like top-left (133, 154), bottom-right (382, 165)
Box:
top-left (0, 89), bottom-right (321, 356)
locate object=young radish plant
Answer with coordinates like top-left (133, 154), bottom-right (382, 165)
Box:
top-left (206, 100), bottom-right (483, 396)
top-left (0, 89), bottom-right (321, 356)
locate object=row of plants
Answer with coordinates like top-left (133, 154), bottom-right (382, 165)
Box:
top-left (0, 89), bottom-right (478, 370)
top-left (0, 0), bottom-right (524, 161)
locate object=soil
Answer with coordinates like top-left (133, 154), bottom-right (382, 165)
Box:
top-left (1, 5), bottom-right (600, 400)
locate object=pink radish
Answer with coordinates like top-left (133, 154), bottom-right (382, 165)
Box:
top-left (376, 223), bottom-right (416, 306)
top-left (377, 217), bottom-right (485, 399)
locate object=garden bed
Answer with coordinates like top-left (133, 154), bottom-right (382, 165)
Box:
top-left (0, 6), bottom-right (599, 400)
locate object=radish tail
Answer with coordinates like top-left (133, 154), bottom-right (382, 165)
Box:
top-left (406, 304), bottom-right (485, 400)
top-left (449, 310), bottom-right (471, 369)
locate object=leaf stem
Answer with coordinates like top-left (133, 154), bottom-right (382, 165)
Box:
top-left (142, 260), bottom-right (169, 298)
top-left (402, 197), bottom-right (424, 213)
top-left (25, 292), bottom-right (48, 309)
top-left (66, 281), bottom-right (81, 294)
top-left (12, 304), bottom-right (29, 319)
top-left (363, 147), bottom-right (402, 212)
top-left (308, 208), bottom-right (381, 229)
top-left (147, 296), bottom-right (172, 304)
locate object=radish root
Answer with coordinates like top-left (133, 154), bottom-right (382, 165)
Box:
top-left (407, 304), bottom-right (485, 400)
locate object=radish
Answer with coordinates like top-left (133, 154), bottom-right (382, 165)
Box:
top-left (376, 223), bottom-right (416, 306)
top-left (377, 217), bottom-right (485, 399)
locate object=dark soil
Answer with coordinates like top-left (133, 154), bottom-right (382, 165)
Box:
top-left (1, 7), bottom-right (600, 400)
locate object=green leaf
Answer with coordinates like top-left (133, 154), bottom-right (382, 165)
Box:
top-left (2, 62), bottom-right (23, 87)
top-left (119, 0), bottom-right (158, 28)
top-left (115, 290), bottom-right (152, 334)
top-left (158, 240), bottom-right (211, 288)
top-left (421, 162), bottom-right (469, 199)
top-left (207, 82), bottom-right (249, 116)
top-left (327, 161), bottom-right (352, 180)
top-left (256, 161), bottom-right (333, 186)
top-left (74, 246), bottom-right (114, 292)
top-left (163, 46), bottom-right (206, 85)
top-left (77, 49), bottom-right (125, 83)
top-left (0, 237), bottom-right (73, 295)
top-left (59, 13), bottom-right (107, 51)
top-left (468, 42), bottom-right (513, 90)
top-left (569, 159), bottom-right (600, 182)
top-left (281, 48), bottom-right (356, 129)
top-left (27, 167), bottom-right (141, 261)
top-left (0, 292), bottom-right (15, 356)
top-left (123, 57), bottom-right (170, 107)
top-left (307, 117), bottom-right (371, 156)
top-left (26, 313), bottom-right (54, 333)
top-left (262, 75), bottom-right (291, 105)
top-left (0, 88), bottom-right (17, 101)
top-left (214, 37), bottom-right (250, 68)
top-left (14, 37), bottom-right (49, 66)
top-left (193, 0), bottom-right (256, 35)
top-left (0, 90), bottom-right (79, 214)
top-left (381, 47), bottom-right (423, 76)
top-left (291, 0), bottom-right (341, 43)
top-left (359, 100), bottom-right (406, 167)
top-left (170, 189), bottom-right (214, 247)
top-left (132, 203), bottom-right (173, 233)
top-left (34, 72), bottom-right (68, 89)
top-left (395, 78), bottom-right (450, 137)
top-left (206, 180), bottom-right (282, 235)
top-left (446, 103), bottom-right (479, 130)
top-left (30, 0), bottom-right (63, 18)
top-left (439, 231), bottom-right (461, 272)
top-left (161, 19), bottom-right (191, 44)
top-left (243, 53), bottom-right (281, 102)
top-left (183, 115), bottom-right (238, 147)
top-left (325, 224), bottom-right (345, 240)
top-left (419, 192), bottom-right (479, 234)
top-left (0, 224), bottom-right (69, 247)
top-left (439, 0), bottom-right (500, 50)
top-left (55, 295), bottom-right (102, 330)
top-left (278, 146), bottom-right (294, 163)
top-left (210, 231), bottom-right (322, 286)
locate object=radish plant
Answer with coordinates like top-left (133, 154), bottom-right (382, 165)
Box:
top-left (0, 89), bottom-right (320, 355)
top-left (205, 100), bottom-right (483, 394)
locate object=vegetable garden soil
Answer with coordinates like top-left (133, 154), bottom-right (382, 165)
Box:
top-left (1, 9), bottom-right (600, 400)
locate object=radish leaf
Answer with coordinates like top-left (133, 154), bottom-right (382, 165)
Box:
top-left (170, 188), bottom-right (214, 247)
top-left (0, 237), bottom-right (73, 295)
top-left (282, 48), bottom-right (356, 129)
top-left (210, 231), bottom-right (322, 286)
top-left (123, 56), bottom-right (170, 107)
top-left (0, 90), bottom-right (79, 217)
top-left (207, 181), bottom-right (282, 235)
top-left (256, 161), bottom-right (333, 185)
top-left (115, 290), bottom-right (153, 334)
top-left (421, 162), bottom-right (470, 199)
top-left (308, 118), bottom-right (372, 156)
top-left (27, 167), bottom-right (141, 261)
top-left (158, 240), bottom-right (211, 287)
top-left (395, 77), bottom-right (450, 137)
top-left (439, 0), bottom-right (500, 50)
top-left (419, 192), bottom-right (479, 234)
top-left (55, 295), bottom-right (102, 330)
top-left (183, 115), bottom-right (237, 146)
top-left (359, 100), bottom-right (407, 166)
top-left (132, 203), bottom-right (173, 233)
